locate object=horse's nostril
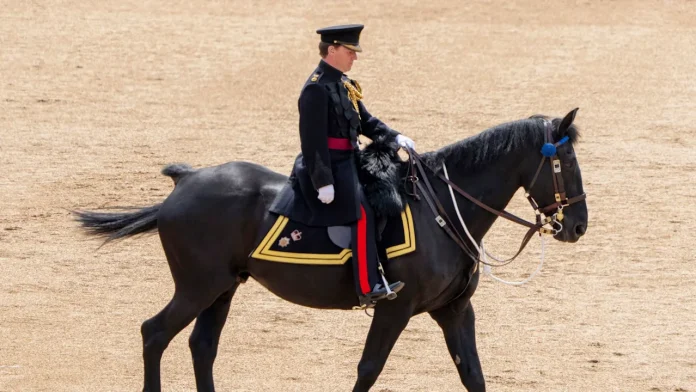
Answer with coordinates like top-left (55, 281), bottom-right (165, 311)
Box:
top-left (575, 224), bottom-right (586, 236)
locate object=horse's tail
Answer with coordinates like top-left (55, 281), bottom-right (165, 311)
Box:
top-left (161, 163), bottom-right (196, 185)
top-left (74, 204), bottom-right (161, 244)
top-left (75, 163), bottom-right (197, 244)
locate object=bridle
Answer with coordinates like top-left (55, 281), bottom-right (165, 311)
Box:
top-left (525, 120), bottom-right (587, 232)
top-left (405, 120), bottom-right (587, 265)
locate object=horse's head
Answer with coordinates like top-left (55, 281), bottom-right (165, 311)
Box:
top-left (526, 108), bottom-right (588, 243)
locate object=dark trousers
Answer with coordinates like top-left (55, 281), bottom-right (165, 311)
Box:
top-left (351, 193), bottom-right (379, 296)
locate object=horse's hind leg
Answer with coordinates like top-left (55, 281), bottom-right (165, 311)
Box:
top-left (141, 280), bottom-right (235, 392)
top-left (352, 305), bottom-right (412, 392)
top-left (189, 283), bottom-right (240, 392)
top-left (141, 291), bottom-right (206, 392)
top-left (429, 300), bottom-right (485, 392)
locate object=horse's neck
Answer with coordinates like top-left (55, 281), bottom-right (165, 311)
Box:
top-left (443, 153), bottom-right (526, 243)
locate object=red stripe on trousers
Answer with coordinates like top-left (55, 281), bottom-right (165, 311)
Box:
top-left (357, 205), bottom-right (371, 295)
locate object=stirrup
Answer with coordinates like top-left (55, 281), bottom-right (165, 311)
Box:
top-left (377, 262), bottom-right (402, 301)
top-left (380, 274), bottom-right (398, 300)
top-left (357, 281), bottom-right (405, 308)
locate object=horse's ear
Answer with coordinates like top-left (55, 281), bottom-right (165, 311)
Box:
top-left (558, 107), bottom-right (579, 136)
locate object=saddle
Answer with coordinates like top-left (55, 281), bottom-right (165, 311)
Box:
top-left (252, 134), bottom-right (414, 265)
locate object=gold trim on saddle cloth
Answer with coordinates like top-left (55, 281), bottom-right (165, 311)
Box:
top-left (251, 204), bottom-right (416, 265)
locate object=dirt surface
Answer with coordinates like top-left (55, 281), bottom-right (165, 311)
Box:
top-left (2, 1), bottom-right (695, 391)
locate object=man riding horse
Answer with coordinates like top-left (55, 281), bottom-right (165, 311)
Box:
top-left (270, 24), bottom-right (416, 308)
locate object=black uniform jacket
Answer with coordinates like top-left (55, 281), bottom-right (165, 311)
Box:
top-left (269, 60), bottom-right (399, 226)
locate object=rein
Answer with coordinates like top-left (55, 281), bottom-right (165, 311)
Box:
top-left (404, 120), bottom-right (587, 267)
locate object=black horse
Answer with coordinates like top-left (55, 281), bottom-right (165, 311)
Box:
top-left (76, 110), bottom-right (588, 392)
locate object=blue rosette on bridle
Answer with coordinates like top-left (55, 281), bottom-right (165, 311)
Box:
top-left (540, 136), bottom-right (569, 157)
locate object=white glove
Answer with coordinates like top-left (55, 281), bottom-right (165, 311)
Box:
top-left (317, 184), bottom-right (335, 204)
top-left (396, 134), bottom-right (415, 150)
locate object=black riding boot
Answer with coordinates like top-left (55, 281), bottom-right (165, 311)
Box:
top-left (352, 196), bottom-right (404, 308)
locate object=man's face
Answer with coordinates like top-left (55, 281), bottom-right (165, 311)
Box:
top-left (327, 45), bottom-right (358, 73)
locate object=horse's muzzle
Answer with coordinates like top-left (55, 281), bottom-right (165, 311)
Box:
top-left (554, 219), bottom-right (587, 243)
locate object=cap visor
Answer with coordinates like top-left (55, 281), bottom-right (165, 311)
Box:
top-left (341, 43), bottom-right (362, 52)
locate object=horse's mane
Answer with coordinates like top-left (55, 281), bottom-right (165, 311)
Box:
top-left (421, 117), bottom-right (581, 172)
top-left (358, 116), bottom-right (581, 217)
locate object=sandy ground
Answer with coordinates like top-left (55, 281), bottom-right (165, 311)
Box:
top-left (1, 1), bottom-right (695, 391)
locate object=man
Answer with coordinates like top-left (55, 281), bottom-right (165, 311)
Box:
top-left (270, 24), bottom-right (415, 308)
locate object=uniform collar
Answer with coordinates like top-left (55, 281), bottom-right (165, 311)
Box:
top-left (318, 60), bottom-right (345, 81)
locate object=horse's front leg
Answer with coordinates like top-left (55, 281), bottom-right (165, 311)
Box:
top-left (352, 304), bottom-right (412, 392)
top-left (429, 300), bottom-right (485, 392)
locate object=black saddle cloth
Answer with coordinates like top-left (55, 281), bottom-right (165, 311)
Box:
top-left (250, 204), bottom-right (416, 265)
